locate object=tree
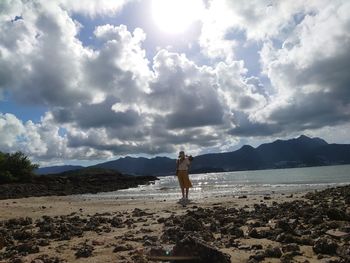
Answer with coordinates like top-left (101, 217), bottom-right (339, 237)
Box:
top-left (0, 151), bottom-right (39, 183)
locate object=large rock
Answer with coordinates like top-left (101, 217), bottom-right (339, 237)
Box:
top-left (313, 237), bottom-right (338, 255)
top-left (183, 216), bottom-right (203, 231)
top-left (326, 208), bottom-right (347, 221)
top-left (173, 235), bottom-right (230, 263)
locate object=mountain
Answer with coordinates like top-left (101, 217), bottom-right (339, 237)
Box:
top-left (35, 165), bottom-right (84, 175)
top-left (37, 135), bottom-right (350, 176)
top-left (92, 156), bottom-right (175, 176)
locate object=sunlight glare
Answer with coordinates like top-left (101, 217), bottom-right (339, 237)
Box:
top-left (152, 0), bottom-right (203, 34)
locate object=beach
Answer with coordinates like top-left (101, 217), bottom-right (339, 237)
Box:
top-left (1, 185), bottom-right (350, 263)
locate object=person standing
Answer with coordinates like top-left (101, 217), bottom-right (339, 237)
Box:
top-left (176, 151), bottom-right (193, 204)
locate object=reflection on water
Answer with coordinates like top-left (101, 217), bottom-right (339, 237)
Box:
top-left (79, 165), bottom-right (350, 201)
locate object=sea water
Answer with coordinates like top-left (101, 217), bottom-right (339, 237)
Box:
top-left (79, 164), bottom-right (350, 201)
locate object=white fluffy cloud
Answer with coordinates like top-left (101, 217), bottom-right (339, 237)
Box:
top-left (199, 0), bottom-right (350, 136)
top-left (0, 0), bottom-right (349, 163)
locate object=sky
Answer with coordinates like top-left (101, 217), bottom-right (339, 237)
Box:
top-left (0, 0), bottom-right (350, 166)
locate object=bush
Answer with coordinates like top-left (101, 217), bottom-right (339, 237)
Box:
top-left (0, 171), bottom-right (15, 183)
top-left (0, 151), bottom-right (39, 184)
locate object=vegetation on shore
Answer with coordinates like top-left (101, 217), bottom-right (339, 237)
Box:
top-left (0, 151), bottom-right (39, 184)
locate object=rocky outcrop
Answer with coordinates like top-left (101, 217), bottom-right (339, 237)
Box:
top-left (0, 168), bottom-right (158, 199)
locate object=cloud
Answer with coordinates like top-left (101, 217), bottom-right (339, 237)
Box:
top-left (199, 0), bottom-right (350, 137)
top-left (0, 0), bottom-right (90, 106)
top-left (0, 113), bottom-right (25, 150)
top-left (1, 0), bottom-right (349, 163)
top-left (253, 1), bottom-right (350, 132)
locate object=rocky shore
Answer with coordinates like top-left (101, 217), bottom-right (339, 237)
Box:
top-left (0, 168), bottom-right (158, 200)
top-left (0, 185), bottom-right (349, 262)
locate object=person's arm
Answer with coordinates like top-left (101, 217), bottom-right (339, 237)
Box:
top-left (186, 158), bottom-right (191, 169)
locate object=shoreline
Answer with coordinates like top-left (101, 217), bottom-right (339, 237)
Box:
top-left (1, 185), bottom-right (349, 262)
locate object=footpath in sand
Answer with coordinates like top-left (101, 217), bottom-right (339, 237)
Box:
top-left (1, 186), bottom-right (350, 263)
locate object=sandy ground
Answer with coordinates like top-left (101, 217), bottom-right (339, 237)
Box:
top-left (0, 191), bottom-right (340, 262)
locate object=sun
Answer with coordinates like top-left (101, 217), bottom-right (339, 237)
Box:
top-left (152, 0), bottom-right (203, 34)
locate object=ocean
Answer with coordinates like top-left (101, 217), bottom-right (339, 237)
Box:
top-left (79, 164), bottom-right (350, 201)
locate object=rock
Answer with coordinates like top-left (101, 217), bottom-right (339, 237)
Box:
top-left (113, 244), bottom-right (133, 252)
top-left (280, 252), bottom-right (295, 263)
top-left (130, 254), bottom-right (148, 263)
top-left (0, 235), bottom-right (5, 249)
top-left (9, 258), bottom-right (24, 263)
top-left (143, 240), bottom-right (153, 246)
top-left (309, 216), bottom-right (323, 225)
top-left (326, 229), bottom-right (350, 239)
top-left (132, 208), bottom-right (148, 217)
top-left (157, 217), bottom-right (166, 224)
top-left (31, 254), bottom-right (66, 263)
top-left (13, 230), bottom-right (34, 241)
top-left (173, 235), bottom-right (231, 263)
top-left (182, 216), bottom-right (203, 231)
top-left (248, 228), bottom-right (260, 238)
top-left (251, 244), bottom-right (263, 250)
top-left (221, 223), bottom-right (244, 238)
top-left (37, 239), bottom-right (50, 247)
top-left (313, 237), bottom-right (338, 255)
top-left (110, 216), bottom-right (123, 228)
top-left (275, 233), bottom-right (298, 243)
top-left (5, 217), bottom-right (33, 227)
top-left (275, 219), bottom-right (293, 232)
top-left (326, 208), bottom-right (347, 221)
top-left (75, 243), bottom-right (94, 258)
top-left (336, 244), bottom-right (350, 258)
top-left (92, 240), bottom-right (105, 246)
top-left (282, 243), bottom-right (300, 253)
top-left (264, 246), bottom-right (282, 258)
top-left (249, 251), bottom-right (265, 261)
top-left (17, 242), bottom-right (40, 254)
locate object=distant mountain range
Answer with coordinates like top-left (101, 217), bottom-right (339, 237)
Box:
top-left (36, 135), bottom-right (350, 176)
top-left (35, 165), bottom-right (84, 175)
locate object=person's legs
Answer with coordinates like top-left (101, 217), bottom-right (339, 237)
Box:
top-left (181, 187), bottom-right (185, 198)
top-left (185, 188), bottom-right (189, 199)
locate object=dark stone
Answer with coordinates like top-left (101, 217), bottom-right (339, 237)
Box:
top-left (183, 216), bottom-right (203, 231)
top-left (336, 244), bottom-right (350, 258)
top-left (113, 244), bottom-right (133, 252)
top-left (132, 208), bottom-right (148, 217)
top-left (248, 228), bottom-right (260, 238)
top-left (173, 235), bottom-right (231, 263)
top-left (282, 243), bottom-right (300, 253)
top-left (75, 244), bottom-right (94, 258)
top-left (313, 237), bottom-right (338, 255)
top-left (249, 251), bottom-right (265, 261)
top-left (17, 242), bottom-right (40, 254)
top-left (280, 252), bottom-right (295, 263)
top-left (110, 216), bottom-right (123, 228)
top-left (326, 208), bottom-right (347, 221)
top-left (275, 219), bottom-right (293, 232)
top-left (37, 239), bottom-right (50, 247)
top-left (221, 223), bottom-right (244, 238)
top-left (308, 216), bottom-right (323, 225)
top-left (5, 217), bottom-right (33, 227)
top-left (31, 254), bottom-right (66, 263)
top-left (9, 258), bottom-right (24, 263)
top-left (264, 246), bottom-right (282, 258)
